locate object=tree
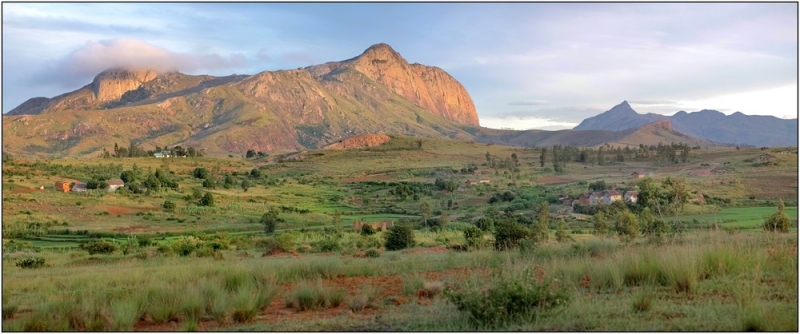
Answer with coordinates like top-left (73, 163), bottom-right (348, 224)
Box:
top-left (193, 167), bottom-right (210, 179)
top-left (476, 217), bottom-right (494, 231)
top-left (463, 226), bottom-right (484, 249)
top-left (261, 208), bottom-right (283, 234)
top-left (763, 200), bottom-right (790, 232)
top-left (588, 180), bottom-right (607, 192)
top-left (241, 179), bottom-right (251, 192)
top-left (250, 168), bottom-right (262, 178)
top-left (86, 179), bottom-right (100, 190)
top-left (202, 178), bottom-right (216, 189)
top-left (593, 212), bottom-right (608, 236)
top-left (143, 174), bottom-right (162, 192)
top-left (385, 225), bottom-right (415, 251)
top-left (636, 177), bottom-right (661, 214)
top-left (534, 201), bottom-right (550, 242)
top-left (662, 177), bottom-right (690, 213)
top-left (246, 149), bottom-right (256, 158)
top-left (419, 200), bottom-right (432, 227)
top-left (614, 210), bottom-right (639, 243)
top-left (555, 219), bottom-right (569, 242)
top-left (120, 170), bottom-right (136, 184)
top-left (540, 148), bottom-right (547, 167)
top-left (493, 219), bottom-right (531, 250)
top-left (439, 211), bottom-right (450, 227)
top-left (199, 192), bottom-right (215, 207)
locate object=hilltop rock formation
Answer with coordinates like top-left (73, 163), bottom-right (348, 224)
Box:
top-left (91, 68), bottom-right (158, 102)
top-left (323, 133), bottom-right (391, 150)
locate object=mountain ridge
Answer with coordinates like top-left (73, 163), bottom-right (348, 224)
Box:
top-left (574, 102), bottom-right (797, 147)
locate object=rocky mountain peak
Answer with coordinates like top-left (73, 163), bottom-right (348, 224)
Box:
top-left (607, 100), bottom-right (636, 115)
top-left (92, 68), bottom-right (159, 102)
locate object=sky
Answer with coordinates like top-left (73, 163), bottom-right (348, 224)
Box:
top-left (2, 2), bottom-right (797, 130)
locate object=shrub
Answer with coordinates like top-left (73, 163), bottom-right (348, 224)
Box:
top-left (347, 285), bottom-right (381, 312)
top-left (199, 193), bottom-right (215, 207)
top-left (360, 224), bottom-right (376, 236)
top-left (632, 291), bottom-right (654, 312)
top-left (162, 200), bottom-right (176, 211)
top-left (80, 240), bottom-right (117, 255)
top-left (364, 248), bottom-right (381, 258)
top-left (284, 280), bottom-right (344, 311)
top-left (493, 219), bottom-right (531, 250)
top-left (476, 217), bottom-right (494, 231)
top-left (763, 200), bottom-right (790, 232)
top-left (261, 209), bottom-right (283, 235)
top-left (15, 257), bottom-right (45, 269)
top-left (385, 225), bottom-right (415, 251)
top-left (614, 210), bottom-right (639, 243)
top-left (445, 269), bottom-right (571, 328)
top-left (313, 237), bottom-right (341, 252)
top-left (463, 226), bottom-right (484, 249)
top-left (193, 167), bottom-right (210, 179)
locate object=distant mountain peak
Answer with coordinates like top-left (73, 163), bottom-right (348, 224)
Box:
top-left (606, 100), bottom-right (636, 115)
top-left (356, 43), bottom-right (406, 63)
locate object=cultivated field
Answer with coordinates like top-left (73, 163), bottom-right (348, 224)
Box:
top-left (2, 136), bottom-right (797, 331)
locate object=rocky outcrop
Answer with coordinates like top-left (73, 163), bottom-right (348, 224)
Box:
top-left (91, 68), bottom-right (158, 102)
top-left (308, 43), bottom-right (479, 126)
top-left (6, 97), bottom-right (51, 115)
top-left (323, 133), bottom-right (391, 150)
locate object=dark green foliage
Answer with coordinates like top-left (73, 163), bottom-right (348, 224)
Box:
top-left (360, 224), bottom-right (376, 236)
top-left (434, 178), bottom-right (458, 192)
top-left (193, 167), bottom-right (210, 179)
top-left (463, 226), bottom-right (484, 249)
top-left (246, 149), bottom-right (256, 158)
top-left (385, 225), bottom-right (415, 251)
top-left (555, 220), bottom-right (570, 242)
top-left (199, 192), bottom-right (215, 207)
top-left (162, 200), bottom-right (176, 211)
top-left (79, 240), bottom-right (117, 255)
top-left (313, 237), bottom-right (341, 252)
top-left (364, 248), bottom-right (381, 258)
top-left (615, 210), bottom-right (640, 243)
top-left (588, 180), bottom-right (608, 192)
top-left (202, 178), bottom-right (216, 189)
top-left (241, 179), bottom-right (251, 192)
top-left (476, 217), bottom-right (494, 231)
top-left (445, 270), bottom-right (571, 328)
top-left (493, 219), bottom-right (531, 250)
top-left (15, 257), bottom-right (45, 269)
top-left (120, 170), bottom-right (136, 183)
top-left (250, 168), bottom-right (261, 178)
top-left (261, 208), bottom-right (283, 234)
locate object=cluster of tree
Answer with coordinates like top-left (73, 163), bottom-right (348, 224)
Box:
top-left (534, 143), bottom-right (693, 168)
top-left (488, 191), bottom-right (516, 203)
top-left (485, 152), bottom-right (520, 170)
top-left (434, 178), bottom-right (459, 192)
top-left (389, 182), bottom-right (431, 200)
top-left (574, 176), bottom-right (691, 217)
top-left (459, 164), bottom-right (479, 174)
top-left (119, 164), bottom-right (178, 194)
top-left (245, 150), bottom-right (268, 159)
top-left (588, 180), bottom-right (610, 192)
top-left (102, 142), bottom-right (204, 158)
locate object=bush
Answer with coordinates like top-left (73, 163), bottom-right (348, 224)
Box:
top-left (475, 217), bottom-right (494, 231)
top-left (162, 200), bottom-right (176, 211)
top-left (199, 192), bottom-right (215, 207)
top-left (445, 269), bottom-right (571, 328)
top-left (15, 256), bottom-right (45, 269)
top-left (614, 211), bottom-right (639, 243)
top-left (463, 226), bottom-right (484, 249)
top-left (763, 200), bottom-right (790, 232)
top-left (493, 219), bottom-right (531, 250)
top-left (360, 224), bottom-right (376, 236)
top-left (284, 280), bottom-right (344, 311)
top-left (385, 225), bottom-right (415, 251)
top-left (313, 237), bottom-right (341, 252)
top-left (261, 209), bottom-right (283, 235)
top-left (80, 240), bottom-right (117, 255)
top-left (193, 167), bottom-right (210, 179)
top-left (364, 248), bottom-right (381, 258)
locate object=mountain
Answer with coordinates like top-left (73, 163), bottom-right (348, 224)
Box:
top-left (471, 119), bottom-right (722, 148)
top-left (3, 43), bottom-right (480, 157)
top-left (574, 101), bottom-right (797, 147)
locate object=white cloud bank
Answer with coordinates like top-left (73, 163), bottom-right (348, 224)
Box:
top-left (479, 116), bottom-right (578, 131)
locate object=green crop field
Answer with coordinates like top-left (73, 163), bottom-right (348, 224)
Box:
top-left (2, 139), bottom-right (796, 331)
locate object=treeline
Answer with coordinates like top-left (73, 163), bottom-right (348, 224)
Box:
top-left (534, 142), bottom-right (693, 170)
top-left (101, 142), bottom-right (205, 158)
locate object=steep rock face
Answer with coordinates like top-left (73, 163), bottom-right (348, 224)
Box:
top-left (322, 133), bottom-right (391, 150)
top-left (310, 43), bottom-right (479, 126)
top-left (91, 68), bottom-right (158, 102)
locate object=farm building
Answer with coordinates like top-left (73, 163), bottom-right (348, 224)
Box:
top-left (631, 172), bottom-right (645, 178)
top-left (573, 193), bottom-right (591, 206)
top-left (153, 151), bottom-right (171, 158)
top-left (589, 192), bottom-right (605, 206)
top-left (604, 190), bottom-right (623, 204)
top-left (353, 220), bottom-right (394, 232)
top-left (107, 179), bottom-right (125, 191)
top-left (624, 191), bottom-right (639, 203)
top-left (71, 182), bottom-right (87, 192)
top-left (54, 181), bottom-right (71, 192)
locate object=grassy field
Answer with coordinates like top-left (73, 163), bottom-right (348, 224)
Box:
top-left (2, 137), bottom-right (797, 331)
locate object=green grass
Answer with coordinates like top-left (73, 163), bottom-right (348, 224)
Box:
top-left (676, 206), bottom-right (798, 229)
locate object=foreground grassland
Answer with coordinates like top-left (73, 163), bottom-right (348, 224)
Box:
top-left (2, 136), bottom-right (797, 331)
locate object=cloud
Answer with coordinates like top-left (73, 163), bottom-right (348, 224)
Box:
top-left (479, 116), bottom-right (578, 131)
top-left (507, 100), bottom-right (549, 106)
top-left (628, 100), bottom-right (677, 105)
top-left (32, 38), bottom-right (252, 88)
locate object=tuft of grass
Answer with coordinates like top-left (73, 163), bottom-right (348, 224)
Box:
top-left (631, 290), bottom-right (654, 312)
top-left (347, 284), bottom-right (381, 312)
top-left (284, 280), bottom-right (344, 311)
top-left (109, 299), bottom-right (141, 331)
top-left (146, 286), bottom-right (181, 324)
top-left (421, 281), bottom-right (445, 298)
top-left (402, 273), bottom-right (425, 296)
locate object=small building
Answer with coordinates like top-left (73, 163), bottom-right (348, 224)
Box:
top-left (589, 192), bottom-right (605, 206)
top-left (154, 151), bottom-right (171, 158)
top-left (106, 179), bottom-right (125, 192)
top-left (55, 181), bottom-right (71, 193)
top-left (71, 182), bottom-right (87, 192)
top-left (624, 191), bottom-right (639, 203)
top-left (573, 193), bottom-right (591, 206)
top-left (604, 190), bottom-right (623, 204)
top-left (479, 179), bottom-right (491, 184)
top-left (353, 220), bottom-right (395, 232)
top-left (631, 172), bottom-right (645, 178)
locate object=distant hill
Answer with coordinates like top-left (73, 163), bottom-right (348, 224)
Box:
top-left (574, 101), bottom-right (797, 147)
top-left (469, 119), bottom-right (722, 148)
